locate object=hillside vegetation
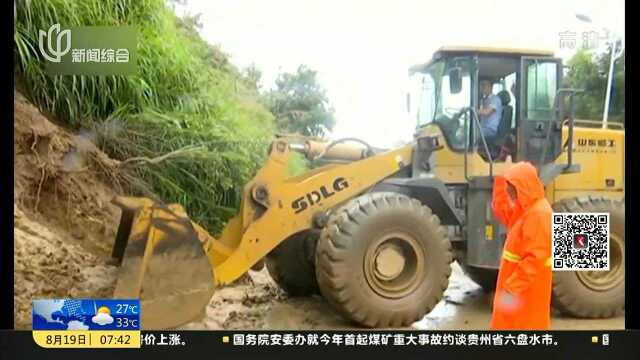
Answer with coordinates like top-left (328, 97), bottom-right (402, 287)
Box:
top-left (14, 0), bottom-right (276, 232)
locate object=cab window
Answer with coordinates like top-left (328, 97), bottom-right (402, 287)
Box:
top-left (526, 61), bottom-right (557, 121)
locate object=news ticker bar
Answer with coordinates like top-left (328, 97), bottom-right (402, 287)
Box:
top-left (32, 331), bottom-right (140, 348)
top-left (29, 330), bottom-right (623, 349)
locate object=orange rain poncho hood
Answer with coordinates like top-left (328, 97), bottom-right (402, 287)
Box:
top-left (492, 162), bottom-right (547, 229)
top-left (490, 162), bottom-right (553, 330)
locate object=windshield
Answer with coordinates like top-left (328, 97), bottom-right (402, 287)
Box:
top-left (412, 57), bottom-right (473, 150)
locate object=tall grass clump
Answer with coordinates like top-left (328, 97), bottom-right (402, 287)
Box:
top-left (14, 0), bottom-right (276, 233)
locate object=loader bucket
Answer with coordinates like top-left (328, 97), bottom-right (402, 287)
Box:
top-left (111, 196), bottom-right (216, 329)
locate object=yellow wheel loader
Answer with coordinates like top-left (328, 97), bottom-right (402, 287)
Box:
top-left (110, 46), bottom-right (625, 329)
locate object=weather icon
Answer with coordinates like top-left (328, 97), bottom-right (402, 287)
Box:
top-left (66, 320), bottom-right (89, 330)
top-left (91, 305), bottom-right (114, 326)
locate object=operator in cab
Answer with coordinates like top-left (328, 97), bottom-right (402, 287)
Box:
top-left (477, 78), bottom-right (503, 146)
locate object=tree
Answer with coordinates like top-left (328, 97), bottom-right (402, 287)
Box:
top-left (267, 65), bottom-right (336, 137)
top-left (565, 46), bottom-right (625, 124)
top-left (241, 64), bottom-right (263, 91)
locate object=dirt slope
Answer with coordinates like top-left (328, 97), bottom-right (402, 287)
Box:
top-left (14, 91), bottom-right (124, 329)
top-left (13, 91), bottom-right (291, 330)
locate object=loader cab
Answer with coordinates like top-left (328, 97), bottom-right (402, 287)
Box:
top-left (409, 47), bottom-right (564, 166)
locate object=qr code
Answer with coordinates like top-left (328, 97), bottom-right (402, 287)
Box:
top-left (552, 212), bottom-right (609, 271)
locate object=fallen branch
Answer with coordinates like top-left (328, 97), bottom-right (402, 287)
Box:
top-left (118, 145), bottom-right (204, 167)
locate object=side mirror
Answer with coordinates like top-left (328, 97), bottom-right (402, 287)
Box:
top-left (448, 67), bottom-right (462, 94)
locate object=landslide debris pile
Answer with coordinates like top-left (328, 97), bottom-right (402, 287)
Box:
top-left (14, 92), bottom-right (121, 329)
top-left (13, 93), bottom-right (292, 330)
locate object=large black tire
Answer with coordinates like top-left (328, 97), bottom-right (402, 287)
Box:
top-left (552, 196), bottom-right (625, 318)
top-left (265, 230), bottom-right (319, 296)
top-left (315, 192), bottom-right (453, 328)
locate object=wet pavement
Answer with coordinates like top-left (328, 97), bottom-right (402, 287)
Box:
top-left (183, 261), bottom-right (624, 330)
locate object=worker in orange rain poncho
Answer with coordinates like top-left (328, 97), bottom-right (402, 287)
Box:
top-left (490, 162), bottom-right (553, 330)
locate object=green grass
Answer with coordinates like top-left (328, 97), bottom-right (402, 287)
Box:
top-left (287, 152), bottom-right (310, 177)
top-left (14, 0), bottom-right (276, 233)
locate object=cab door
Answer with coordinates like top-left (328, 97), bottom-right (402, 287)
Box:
top-left (518, 57), bottom-right (563, 164)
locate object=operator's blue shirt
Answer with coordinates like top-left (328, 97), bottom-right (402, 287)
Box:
top-left (480, 94), bottom-right (502, 138)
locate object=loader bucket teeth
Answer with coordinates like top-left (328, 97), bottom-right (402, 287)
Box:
top-left (111, 197), bottom-right (215, 329)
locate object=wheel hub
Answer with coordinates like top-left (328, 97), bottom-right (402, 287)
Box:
top-left (364, 232), bottom-right (425, 299)
top-left (374, 244), bottom-right (406, 280)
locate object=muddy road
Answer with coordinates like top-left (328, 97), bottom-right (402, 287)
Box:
top-left (181, 262), bottom-right (624, 331)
